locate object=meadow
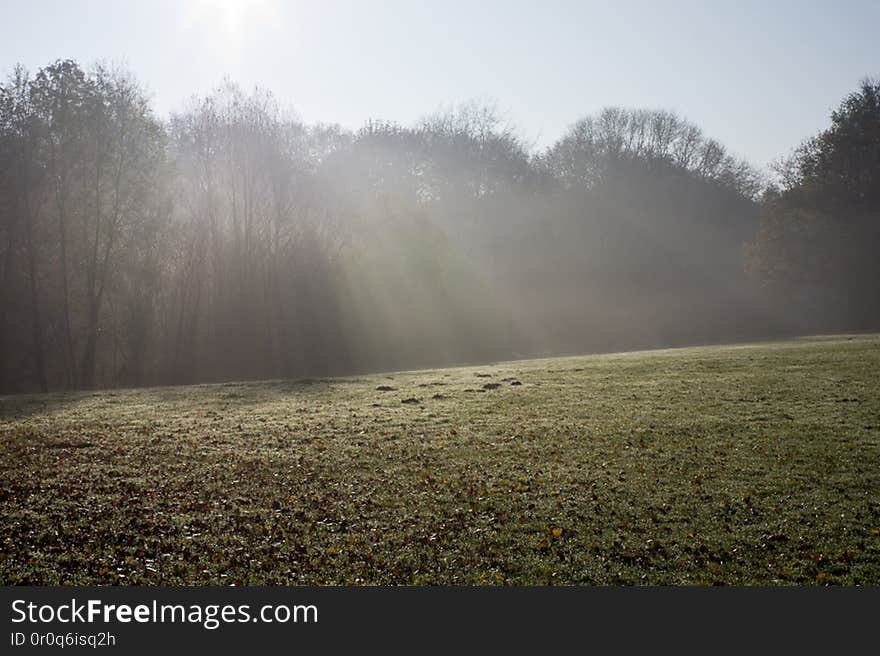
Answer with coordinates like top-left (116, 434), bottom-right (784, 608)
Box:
top-left (1, 334), bottom-right (878, 585)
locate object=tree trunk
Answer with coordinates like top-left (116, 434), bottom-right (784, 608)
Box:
top-left (23, 200), bottom-right (48, 392)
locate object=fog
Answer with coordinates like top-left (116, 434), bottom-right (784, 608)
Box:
top-left (1, 63), bottom-right (877, 393)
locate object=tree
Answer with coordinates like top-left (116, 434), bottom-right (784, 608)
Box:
top-left (0, 66), bottom-right (50, 390)
top-left (544, 107), bottom-right (760, 197)
top-left (0, 61), bottom-right (169, 392)
top-left (746, 78), bottom-right (880, 329)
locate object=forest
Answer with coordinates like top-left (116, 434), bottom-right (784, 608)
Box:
top-left (1, 60), bottom-right (878, 393)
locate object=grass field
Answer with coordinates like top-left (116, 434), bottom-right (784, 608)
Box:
top-left (1, 335), bottom-right (879, 585)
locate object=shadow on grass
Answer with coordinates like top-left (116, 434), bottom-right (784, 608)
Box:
top-left (0, 376), bottom-right (372, 421)
top-left (0, 391), bottom-right (92, 421)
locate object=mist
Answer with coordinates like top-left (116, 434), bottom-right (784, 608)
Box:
top-left (1, 62), bottom-right (878, 393)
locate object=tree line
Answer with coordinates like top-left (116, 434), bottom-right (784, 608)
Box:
top-left (1, 60), bottom-right (877, 393)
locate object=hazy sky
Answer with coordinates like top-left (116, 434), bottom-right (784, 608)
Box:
top-left (1, 0), bottom-right (877, 168)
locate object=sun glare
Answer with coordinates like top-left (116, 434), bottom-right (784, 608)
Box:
top-left (182, 0), bottom-right (283, 48)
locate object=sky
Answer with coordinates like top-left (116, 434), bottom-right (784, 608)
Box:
top-left (1, 0), bottom-right (878, 169)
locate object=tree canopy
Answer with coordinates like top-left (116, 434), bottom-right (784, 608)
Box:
top-left (746, 78), bottom-right (880, 329)
top-left (1, 60), bottom-right (876, 393)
